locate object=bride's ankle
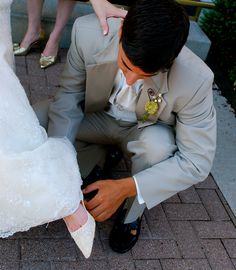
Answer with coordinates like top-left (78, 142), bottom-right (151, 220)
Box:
top-left (64, 203), bottom-right (88, 232)
top-left (42, 36), bottom-right (59, 57)
top-left (20, 30), bottom-right (41, 47)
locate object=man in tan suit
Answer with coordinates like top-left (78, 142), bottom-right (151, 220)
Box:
top-left (35, 0), bottom-right (216, 253)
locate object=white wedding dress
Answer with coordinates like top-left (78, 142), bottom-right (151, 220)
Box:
top-left (0, 0), bottom-right (82, 238)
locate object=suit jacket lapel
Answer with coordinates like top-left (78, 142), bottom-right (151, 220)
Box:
top-left (85, 34), bottom-right (119, 113)
top-left (136, 72), bottom-right (169, 128)
top-left (85, 61), bottom-right (118, 112)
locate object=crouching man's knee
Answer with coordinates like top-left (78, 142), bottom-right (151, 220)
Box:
top-left (128, 124), bottom-right (177, 174)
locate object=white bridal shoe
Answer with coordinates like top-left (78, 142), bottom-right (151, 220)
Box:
top-left (70, 210), bottom-right (96, 258)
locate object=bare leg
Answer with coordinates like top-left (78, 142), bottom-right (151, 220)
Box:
top-left (42, 0), bottom-right (76, 57)
top-left (64, 202), bottom-right (88, 232)
top-left (20, 0), bottom-right (44, 48)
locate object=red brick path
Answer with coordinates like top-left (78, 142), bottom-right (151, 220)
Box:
top-left (1, 49), bottom-right (235, 270)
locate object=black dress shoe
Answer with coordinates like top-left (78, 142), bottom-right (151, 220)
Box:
top-left (82, 165), bottom-right (105, 188)
top-left (103, 146), bottom-right (123, 177)
top-left (109, 209), bottom-right (142, 253)
top-left (82, 147), bottom-right (122, 200)
top-left (82, 165), bottom-right (105, 201)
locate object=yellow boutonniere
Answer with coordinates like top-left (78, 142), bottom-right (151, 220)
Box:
top-left (142, 89), bottom-right (162, 122)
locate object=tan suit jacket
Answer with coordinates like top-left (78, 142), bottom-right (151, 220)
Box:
top-left (48, 14), bottom-right (216, 209)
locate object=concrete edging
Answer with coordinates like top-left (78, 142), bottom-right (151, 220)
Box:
top-left (212, 87), bottom-right (236, 216)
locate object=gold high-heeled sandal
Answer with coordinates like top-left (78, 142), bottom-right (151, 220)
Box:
top-left (39, 54), bottom-right (57, 69)
top-left (13, 30), bottom-right (45, 56)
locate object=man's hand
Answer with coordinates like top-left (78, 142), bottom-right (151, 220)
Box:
top-left (90, 0), bottom-right (127, 35)
top-left (83, 177), bottom-right (136, 222)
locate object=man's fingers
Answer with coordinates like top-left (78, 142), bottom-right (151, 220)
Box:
top-left (90, 204), bottom-right (112, 222)
top-left (90, 204), bottom-right (105, 218)
top-left (82, 182), bottom-right (99, 194)
top-left (85, 198), bottom-right (104, 217)
top-left (84, 195), bottom-right (100, 210)
top-left (94, 211), bottom-right (111, 222)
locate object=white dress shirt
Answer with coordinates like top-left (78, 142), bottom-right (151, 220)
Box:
top-left (105, 69), bottom-right (145, 205)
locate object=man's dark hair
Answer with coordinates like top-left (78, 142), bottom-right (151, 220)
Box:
top-left (120, 0), bottom-right (190, 73)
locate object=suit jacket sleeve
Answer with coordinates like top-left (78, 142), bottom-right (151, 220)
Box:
top-left (47, 20), bottom-right (86, 144)
top-left (134, 74), bottom-right (217, 209)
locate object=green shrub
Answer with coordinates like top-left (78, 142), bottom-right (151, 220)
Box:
top-left (200, 0), bottom-right (236, 86)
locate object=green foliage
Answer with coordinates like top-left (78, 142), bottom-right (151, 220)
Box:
top-left (200, 0), bottom-right (236, 85)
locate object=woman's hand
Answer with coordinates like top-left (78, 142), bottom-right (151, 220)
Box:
top-left (90, 0), bottom-right (127, 35)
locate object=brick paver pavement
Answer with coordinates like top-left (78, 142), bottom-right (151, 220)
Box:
top-left (1, 49), bottom-right (235, 270)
